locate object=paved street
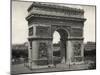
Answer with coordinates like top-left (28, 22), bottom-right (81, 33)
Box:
top-left (11, 63), bottom-right (89, 75)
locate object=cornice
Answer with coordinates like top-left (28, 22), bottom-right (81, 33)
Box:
top-left (26, 13), bottom-right (86, 22)
top-left (28, 37), bottom-right (53, 41)
top-left (67, 37), bottom-right (84, 40)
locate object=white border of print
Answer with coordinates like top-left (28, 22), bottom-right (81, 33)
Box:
top-left (0, 0), bottom-right (100, 75)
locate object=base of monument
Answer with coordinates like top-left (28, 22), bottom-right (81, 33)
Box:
top-left (24, 62), bottom-right (54, 70)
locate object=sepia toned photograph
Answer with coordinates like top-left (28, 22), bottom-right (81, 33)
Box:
top-left (11, 0), bottom-right (96, 74)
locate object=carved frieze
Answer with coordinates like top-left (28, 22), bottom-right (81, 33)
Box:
top-left (28, 3), bottom-right (84, 19)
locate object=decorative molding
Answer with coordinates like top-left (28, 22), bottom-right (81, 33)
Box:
top-left (28, 2), bottom-right (84, 14)
top-left (67, 37), bottom-right (84, 40)
top-left (26, 13), bottom-right (86, 22)
top-left (28, 37), bottom-right (53, 41)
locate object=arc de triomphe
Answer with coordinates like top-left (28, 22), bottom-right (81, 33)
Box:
top-left (26, 2), bottom-right (86, 69)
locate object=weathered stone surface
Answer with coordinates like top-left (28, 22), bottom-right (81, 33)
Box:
top-left (27, 2), bottom-right (84, 18)
top-left (29, 27), bottom-right (33, 36)
top-left (26, 2), bottom-right (86, 68)
top-left (71, 28), bottom-right (83, 37)
top-left (36, 26), bottom-right (51, 37)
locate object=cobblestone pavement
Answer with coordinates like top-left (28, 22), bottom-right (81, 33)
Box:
top-left (11, 63), bottom-right (89, 75)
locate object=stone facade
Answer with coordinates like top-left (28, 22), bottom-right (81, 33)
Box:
top-left (26, 2), bottom-right (86, 69)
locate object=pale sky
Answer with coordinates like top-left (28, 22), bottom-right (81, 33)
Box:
top-left (12, 1), bottom-right (95, 44)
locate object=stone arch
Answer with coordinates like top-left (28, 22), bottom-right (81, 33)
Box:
top-left (52, 28), bottom-right (69, 63)
top-left (51, 25), bottom-right (71, 38)
top-left (53, 27), bottom-right (70, 37)
top-left (26, 2), bottom-right (86, 68)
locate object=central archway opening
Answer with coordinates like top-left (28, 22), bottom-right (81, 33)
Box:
top-left (52, 29), bottom-right (68, 64)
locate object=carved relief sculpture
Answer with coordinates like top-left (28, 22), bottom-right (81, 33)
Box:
top-left (38, 42), bottom-right (48, 59)
top-left (73, 42), bottom-right (81, 56)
